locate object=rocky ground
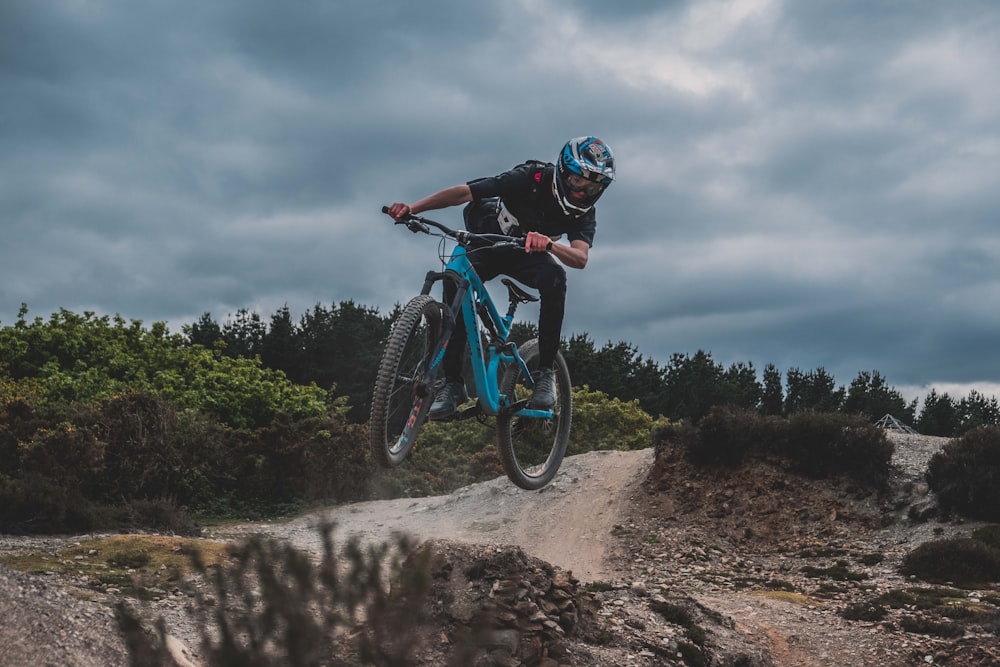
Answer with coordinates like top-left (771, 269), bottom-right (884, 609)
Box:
top-left (608, 432), bottom-right (1000, 666)
top-left (1, 431), bottom-right (998, 666)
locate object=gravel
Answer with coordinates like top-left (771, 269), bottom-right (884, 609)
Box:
top-left (0, 564), bottom-right (130, 667)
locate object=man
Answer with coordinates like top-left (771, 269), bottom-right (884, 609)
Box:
top-left (386, 136), bottom-right (615, 419)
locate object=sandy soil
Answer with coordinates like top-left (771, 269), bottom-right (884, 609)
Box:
top-left (214, 448), bottom-right (654, 584)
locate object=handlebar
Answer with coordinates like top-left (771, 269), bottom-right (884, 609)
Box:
top-left (381, 206), bottom-right (525, 250)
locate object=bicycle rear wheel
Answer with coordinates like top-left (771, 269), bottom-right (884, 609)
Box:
top-left (368, 295), bottom-right (442, 467)
top-left (496, 339), bottom-right (572, 490)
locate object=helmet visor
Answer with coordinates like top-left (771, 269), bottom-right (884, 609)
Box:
top-left (564, 173), bottom-right (607, 197)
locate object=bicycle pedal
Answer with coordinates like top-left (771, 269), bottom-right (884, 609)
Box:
top-left (456, 403), bottom-right (483, 420)
top-left (500, 399), bottom-right (531, 416)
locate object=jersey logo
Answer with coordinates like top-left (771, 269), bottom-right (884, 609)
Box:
top-left (496, 200), bottom-right (520, 234)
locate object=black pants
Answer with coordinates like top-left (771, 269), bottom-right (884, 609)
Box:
top-left (442, 247), bottom-right (567, 379)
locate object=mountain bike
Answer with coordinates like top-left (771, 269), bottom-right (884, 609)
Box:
top-left (368, 207), bottom-right (572, 490)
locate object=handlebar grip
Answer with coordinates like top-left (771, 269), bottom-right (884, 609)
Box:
top-left (381, 206), bottom-right (390, 214)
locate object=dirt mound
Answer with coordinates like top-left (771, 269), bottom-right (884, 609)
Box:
top-left (611, 436), bottom-right (1000, 667)
top-left (408, 540), bottom-right (770, 667)
top-left (641, 440), bottom-right (888, 555)
top-left (411, 541), bottom-right (600, 666)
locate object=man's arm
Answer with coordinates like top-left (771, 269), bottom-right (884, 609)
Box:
top-left (550, 239), bottom-right (590, 270)
top-left (387, 185), bottom-right (472, 220)
top-left (526, 231), bottom-right (590, 270)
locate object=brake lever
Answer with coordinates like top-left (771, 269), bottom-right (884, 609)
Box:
top-left (382, 205), bottom-right (430, 234)
top-left (398, 219), bottom-right (430, 234)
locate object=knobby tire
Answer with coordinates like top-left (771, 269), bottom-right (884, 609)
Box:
top-left (368, 295), bottom-right (442, 467)
top-left (496, 339), bottom-right (572, 490)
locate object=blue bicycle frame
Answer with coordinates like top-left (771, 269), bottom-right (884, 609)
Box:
top-left (420, 243), bottom-right (553, 420)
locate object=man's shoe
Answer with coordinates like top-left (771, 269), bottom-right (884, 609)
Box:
top-left (528, 368), bottom-right (557, 410)
top-left (428, 378), bottom-right (468, 420)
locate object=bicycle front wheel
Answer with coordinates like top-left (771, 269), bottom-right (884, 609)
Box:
top-left (495, 339), bottom-right (572, 490)
top-left (368, 295), bottom-right (442, 467)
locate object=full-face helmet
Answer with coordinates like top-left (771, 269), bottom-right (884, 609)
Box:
top-left (553, 136), bottom-right (615, 215)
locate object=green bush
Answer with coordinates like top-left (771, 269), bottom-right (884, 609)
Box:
top-left (973, 525), bottom-right (1000, 550)
top-left (684, 406), bottom-right (779, 465)
top-left (0, 308), bottom-right (329, 430)
top-left (782, 412), bottom-right (893, 486)
top-left (370, 418), bottom-right (501, 498)
top-left (0, 384), bottom-right (374, 532)
top-left (666, 408), bottom-right (893, 486)
top-left (571, 385), bottom-right (664, 453)
top-left (840, 600), bottom-right (887, 622)
top-left (900, 537), bottom-right (1000, 587)
top-left (229, 412), bottom-right (372, 508)
top-left (154, 348), bottom-right (329, 429)
top-left (0, 473), bottom-right (99, 533)
top-left (926, 427), bottom-right (1000, 521)
top-left (650, 420), bottom-right (697, 455)
top-left (899, 616), bottom-right (964, 638)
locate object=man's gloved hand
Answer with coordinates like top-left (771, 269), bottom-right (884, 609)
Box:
top-left (524, 231), bottom-right (552, 253)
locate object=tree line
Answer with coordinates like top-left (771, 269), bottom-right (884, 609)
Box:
top-left (2, 301), bottom-right (997, 437)
top-left (181, 301), bottom-right (998, 437)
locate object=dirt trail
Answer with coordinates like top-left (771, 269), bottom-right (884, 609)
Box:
top-left (695, 593), bottom-right (899, 667)
top-left (216, 448), bottom-right (654, 583)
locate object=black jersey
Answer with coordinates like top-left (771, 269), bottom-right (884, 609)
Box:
top-left (466, 161), bottom-right (597, 247)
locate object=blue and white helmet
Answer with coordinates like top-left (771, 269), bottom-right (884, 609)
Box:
top-left (554, 136), bottom-right (615, 215)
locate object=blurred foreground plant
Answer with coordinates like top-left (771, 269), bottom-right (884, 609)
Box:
top-left (118, 522), bottom-right (433, 666)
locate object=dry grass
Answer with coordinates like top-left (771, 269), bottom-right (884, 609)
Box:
top-left (749, 590), bottom-right (819, 606)
top-left (0, 534), bottom-right (229, 598)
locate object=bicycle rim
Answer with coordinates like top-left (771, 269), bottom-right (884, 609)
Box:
top-left (368, 295), bottom-right (441, 467)
top-left (496, 340), bottom-right (572, 490)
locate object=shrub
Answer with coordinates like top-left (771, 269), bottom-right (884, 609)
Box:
top-left (899, 616), bottom-right (964, 638)
top-left (370, 419), bottom-right (501, 498)
top-left (228, 413), bottom-right (371, 508)
top-left (973, 524), bottom-right (1000, 550)
top-left (0, 473), bottom-right (98, 533)
top-left (571, 385), bottom-right (662, 452)
top-left (648, 600), bottom-right (707, 647)
top-left (86, 391), bottom-right (185, 502)
top-left (900, 537), bottom-right (1000, 587)
top-left (651, 420), bottom-right (697, 457)
top-left (666, 408), bottom-right (893, 486)
top-left (801, 564), bottom-right (867, 581)
top-left (0, 384), bottom-right (374, 532)
top-left (841, 600), bottom-right (887, 622)
top-left (926, 427), bottom-right (1000, 521)
top-left (684, 406), bottom-right (778, 465)
top-left (0, 393), bottom-right (107, 532)
top-left (118, 524), bottom-right (436, 666)
top-left (782, 412), bottom-right (893, 486)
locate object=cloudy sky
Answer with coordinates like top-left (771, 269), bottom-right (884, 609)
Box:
top-left (3, 0), bottom-right (999, 402)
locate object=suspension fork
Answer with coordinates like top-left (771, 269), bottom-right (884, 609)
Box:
top-left (417, 269), bottom-right (468, 387)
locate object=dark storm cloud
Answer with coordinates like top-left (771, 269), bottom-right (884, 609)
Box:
top-left (2, 0), bottom-right (1000, 401)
